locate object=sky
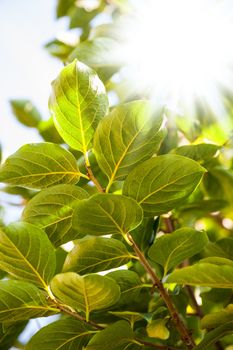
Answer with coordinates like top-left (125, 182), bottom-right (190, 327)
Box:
top-left (0, 0), bottom-right (64, 159)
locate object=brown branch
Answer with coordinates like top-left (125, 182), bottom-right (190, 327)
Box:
top-left (86, 164), bottom-right (105, 193)
top-left (127, 233), bottom-right (195, 350)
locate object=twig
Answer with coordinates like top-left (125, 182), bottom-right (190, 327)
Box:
top-left (86, 164), bottom-right (105, 193)
top-left (135, 338), bottom-right (180, 350)
top-left (127, 233), bottom-right (195, 350)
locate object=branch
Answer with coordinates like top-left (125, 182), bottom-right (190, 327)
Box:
top-left (84, 153), bottom-right (105, 193)
top-left (135, 338), bottom-right (180, 350)
top-left (127, 233), bottom-right (195, 350)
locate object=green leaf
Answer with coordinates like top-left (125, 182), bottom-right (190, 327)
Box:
top-left (107, 270), bottom-right (142, 308)
top-left (56, 0), bottom-right (75, 17)
top-left (0, 143), bottom-right (82, 189)
top-left (201, 304), bottom-right (233, 329)
top-left (94, 101), bottom-right (165, 192)
top-left (50, 272), bottom-right (120, 321)
top-left (26, 318), bottom-right (94, 350)
top-left (0, 321), bottom-right (27, 350)
top-left (0, 280), bottom-right (58, 322)
top-left (49, 59), bottom-right (108, 153)
top-left (200, 257), bottom-right (233, 268)
top-left (167, 263), bottom-right (233, 288)
top-left (123, 154), bottom-right (206, 216)
top-left (45, 39), bottom-right (74, 61)
top-left (68, 37), bottom-right (122, 81)
top-left (63, 236), bottom-right (133, 274)
top-left (0, 222), bottom-right (56, 288)
top-left (10, 99), bottom-right (42, 127)
top-left (194, 321), bottom-right (233, 350)
top-left (204, 238), bottom-right (233, 260)
top-left (148, 228), bottom-right (209, 276)
top-left (72, 193), bottom-right (143, 238)
top-left (38, 118), bottom-right (64, 143)
top-left (146, 319), bottom-right (170, 340)
top-left (22, 184), bottom-right (89, 247)
top-left (85, 320), bottom-right (141, 350)
top-left (172, 143), bottom-right (220, 162)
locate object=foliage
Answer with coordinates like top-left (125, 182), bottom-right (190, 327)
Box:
top-left (1, 1), bottom-right (233, 349)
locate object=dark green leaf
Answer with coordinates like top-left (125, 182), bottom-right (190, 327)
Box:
top-left (94, 101), bottom-right (165, 192)
top-left (0, 222), bottom-right (56, 288)
top-left (72, 193), bottom-right (143, 238)
top-left (123, 154), bottom-right (206, 216)
top-left (148, 228), bottom-right (209, 276)
top-left (85, 320), bottom-right (141, 350)
top-left (10, 99), bottom-right (41, 127)
top-left (63, 236), bottom-right (133, 274)
top-left (26, 318), bottom-right (94, 350)
top-left (0, 280), bottom-right (58, 322)
top-left (0, 321), bottom-right (27, 350)
top-left (201, 304), bottom-right (233, 329)
top-left (0, 143), bottom-right (82, 189)
top-left (22, 184), bottom-right (89, 247)
top-left (50, 272), bottom-right (120, 321)
top-left (194, 321), bottom-right (233, 350)
top-left (167, 263), bottom-right (233, 288)
top-left (49, 59), bottom-right (108, 153)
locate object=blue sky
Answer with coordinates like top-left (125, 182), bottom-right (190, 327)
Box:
top-left (0, 0), bottom-right (63, 159)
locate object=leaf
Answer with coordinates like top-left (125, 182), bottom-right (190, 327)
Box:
top-left (108, 311), bottom-right (143, 325)
top-left (10, 99), bottom-right (42, 127)
top-left (22, 184), bottom-right (89, 247)
top-left (201, 304), bottom-right (233, 329)
top-left (49, 59), bottom-right (108, 153)
top-left (38, 117), bottom-right (64, 143)
top-left (107, 270), bottom-right (142, 308)
top-left (167, 263), bottom-right (233, 288)
top-left (26, 318), bottom-right (94, 350)
top-left (0, 321), bottom-right (27, 350)
top-left (0, 143), bottom-right (81, 189)
top-left (72, 193), bottom-right (143, 238)
top-left (0, 222), bottom-right (56, 288)
top-left (172, 143), bottom-right (220, 162)
top-left (50, 272), bottom-right (120, 321)
top-left (123, 154), bottom-right (206, 216)
top-left (63, 236), bottom-right (133, 274)
top-left (85, 320), bottom-right (141, 350)
top-left (146, 319), bottom-right (170, 340)
top-left (148, 228), bottom-right (209, 276)
top-left (194, 321), bottom-right (233, 350)
top-left (200, 257), bottom-right (233, 268)
top-left (94, 101), bottom-right (165, 192)
top-left (56, 0), bottom-right (75, 18)
top-left (204, 238), bottom-right (233, 260)
top-left (0, 280), bottom-right (58, 322)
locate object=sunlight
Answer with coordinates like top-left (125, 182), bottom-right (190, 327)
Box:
top-left (119, 0), bottom-right (233, 118)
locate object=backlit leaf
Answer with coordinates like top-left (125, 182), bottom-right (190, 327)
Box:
top-left (123, 154), bottom-right (206, 216)
top-left (50, 272), bottom-right (120, 321)
top-left (63, 236), bottom-right (133, 274)
top-left (49, 59), bottom-right (108, 153)
top-left (148, 228), bottom-right (208, 276)
top-left (0, 222), bottom-right (56, 288)
top-left (167, 263), bottom-right (233, 288)
top-left (26, 318), bottom-right (94, 350)
top-left (0, 280), bottom-right (58, 322)
top-left (10, 99), bottom-right (41, 127)
top-left (0, 143), bottom-right (81, 189)
top-left (72, 193), bottom-right (143, 238)
top-left (94, 101), bottom-right (165, 192)
top-left (22, 184), bottom-right (89, 247)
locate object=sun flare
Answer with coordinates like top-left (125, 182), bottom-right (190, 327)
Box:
top-left (118, 0), bottom-right (233, 118)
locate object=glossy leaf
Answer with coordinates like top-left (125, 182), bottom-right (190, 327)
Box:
top-left (194, 321), bottom-right (233, 350)
top-left (10, 99), bottom-right (42, 127)
top-left (94, 101), bottom-right (165, 192)
top-left (22, 184), bottom-right (89, 247)
top-left (26, 318), bottom-right (94, 350)
top-left (167, 263), bottom-right (233, 288)
top-left (72, 193), bottom-right (143, 238)
top-left (0, 143), bottom-right (81, 189)
top-left (148, 228), bottom-right (209, 276)
top-left (50, 272), bottom-right (120, 321)
top-left (201, 304), bottom-right (233, 329)
top-left (0, 280), bottom-right (58, 322)
top-left (63, 236), bottom-right (133, 274)
top-left (0, 321), bottom-right (27, 350)
top-left (123, 154), bottom-right (206, 216)
top-left (85, 320), bottom-right (140, 350)
top-left (0, 222), bottom-right (56, 288)
top-left (49, 59), bottom-right (108, 153)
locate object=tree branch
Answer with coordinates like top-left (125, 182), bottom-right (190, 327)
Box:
top-left (127, 233), bottom-right (195, 350)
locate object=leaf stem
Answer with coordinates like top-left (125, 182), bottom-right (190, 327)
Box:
top-left (127, 233), bottom-right (195, 350)
top-left (84, 153), bottom-right (105, 193)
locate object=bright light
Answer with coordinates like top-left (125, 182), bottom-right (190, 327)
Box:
top-left (118, 0), bottom-right (233, 118)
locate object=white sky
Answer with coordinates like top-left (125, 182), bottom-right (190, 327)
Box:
top-left (0, 0), bottom-right (64, 159)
